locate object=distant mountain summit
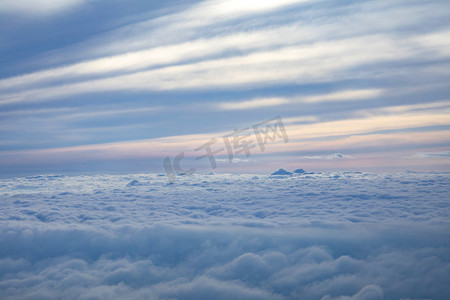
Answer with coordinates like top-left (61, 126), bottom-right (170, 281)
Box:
top-left (126, 179), bottom-right (140, 187)
top-left (271, 168), bottom-right (307, 175)
top-left (271, 169), bottom-right (293, 175)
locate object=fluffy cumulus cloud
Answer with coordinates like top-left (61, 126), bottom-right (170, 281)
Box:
top-left (0, 223), bottom-right (449, 299)
top-left (0, 172), bottom-right (449, 299)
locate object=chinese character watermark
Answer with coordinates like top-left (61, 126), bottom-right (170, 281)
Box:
top-left (163, 116), bottom-right (288, 182)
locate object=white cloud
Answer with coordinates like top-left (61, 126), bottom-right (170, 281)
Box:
top-left (214, 88), bottom-right (385, 112)
top-left (301, 89), bottom-right (383, 103)
top-left (299, 153), bottom-right (348, 160)
top-left (412, 151), bottom-right (450, 158)
top-left (0, 1), bottom-right (448, 107)
top-left (187, 0), bottom-right (312, 23)
top-left (0, 0), bottom-right (89, 16)
top-left (0, 35), bottom-right (419, 105)
top-left (0, 25), bottom-right (316, 92)
top-left (1, 0), bottom-right (449, 174)
top-left (149, 0), bottom-right (314, 35)
top-left (71, 0), bottom-right (448, 60)
top-left (1, 101), bottom-right (449, 165)
top-left (217, 97), bottom-right (290, 111)
top-left (409, 29), bottom-right (450, 58)
top-left (0, 172), bottom-right (448, 297)
top-left (0, 219), bottom-right (448, 299)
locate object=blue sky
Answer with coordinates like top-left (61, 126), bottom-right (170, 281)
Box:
top-left (0, 0), bottom-right (449, 176)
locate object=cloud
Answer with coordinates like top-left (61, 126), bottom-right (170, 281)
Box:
top-left (0, 34), bottom-right (427, 106)
top-left (4, 20), bottom-right (450, 106)
top-left (286, 109), bottom-right (450, 140)
top-left (0, 26), bottom-right (311, 91)
top-left (413, 151), bottom-right (450, 158)
top-left (0, 222), bottom-right (448, 299)
top-left (321, 285), bottom-right (384, 300)
top-left (299, 153), bottom-right (348, 160)
top-left (0, 171), bottom-right (449, 298)
top-left (190, 0), bottom-right (311, 20)
top-left (1, 0), bottom-right (450, 174)
top-left (0, 0), bottom-right (89, 16)
top-left (215, 88), bottom-right (383, 111)
top-left (45, 0), bottom-right (449, 63)
top-left (1, 101), bottom-right (449, 169)
top-left (217, 97), bottom-right (290, 111)
top-left (300, 89), bottom-right (383, 103)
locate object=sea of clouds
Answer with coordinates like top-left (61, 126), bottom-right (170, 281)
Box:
top-left (0, 171), bottom-right (449, 299)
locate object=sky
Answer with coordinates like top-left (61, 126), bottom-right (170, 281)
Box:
top-left (0, 0), bottom-right (450, 176)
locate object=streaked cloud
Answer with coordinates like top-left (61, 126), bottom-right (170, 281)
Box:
top-left (413, 151), bottom-right (450, 158)
top-left (0, 34), bottom-right (438, 106)
top-left (2, 101), bottom-right (448, 168)
top-left (0, 0), bottom-right (449, 174)
top-left (297, 153), bottom-right (347, 160)
top-left (0, 0), bottom-right (89, 16)
top-left (217, 97), bottom-right (289, 111)
top-left (300, 89), bottom-right (383, 103)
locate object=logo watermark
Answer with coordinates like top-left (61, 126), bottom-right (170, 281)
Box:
top-left (163, 116), bottom-right (288, 182)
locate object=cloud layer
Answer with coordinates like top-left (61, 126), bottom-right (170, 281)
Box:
top-left (1, 223), bottom-right (448, 300)
top-left (1, 172), bottom-right (449, 299)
